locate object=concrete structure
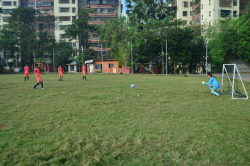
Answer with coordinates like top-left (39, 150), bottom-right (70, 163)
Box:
top-left (85, 59), bottom-right (119, 73)
top-left (0, 0), bottom-right (122, 55)
top-left (176, 0), bottom-right (249, 26)
top-left (67, 61), bottom-right (77, 73)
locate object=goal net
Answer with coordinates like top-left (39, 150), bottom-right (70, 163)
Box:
top-left (221, 64), bottom-right (249, 99)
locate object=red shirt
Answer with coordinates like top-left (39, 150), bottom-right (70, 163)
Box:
top-left (58, 67), bottom-right (63, 73)
top-left (34, 68), bottom-right (40, 77)
top-left (82, 66), bottom-right (86, 73)
top-left (24, 66), bottom-right (29, 73)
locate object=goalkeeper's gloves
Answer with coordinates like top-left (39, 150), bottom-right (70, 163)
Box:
top-left (202, 81), bottom-right (205, 85)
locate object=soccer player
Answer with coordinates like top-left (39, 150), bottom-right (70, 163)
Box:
top-left (33, 64), bottom-right (45, 89)
top-left (202, 72), bottom-right (220, 96)
top-left (24, 64), bottom-right (29, 82)
top-left (58, 65), bottom-right (63, 81)
top-left (82, 64), bottom-right (87, 81)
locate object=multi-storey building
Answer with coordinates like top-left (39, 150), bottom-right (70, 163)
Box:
top-left (176, 0), bottom-right (249, 26)
top-left (0, 0), bottom-right (122, 56)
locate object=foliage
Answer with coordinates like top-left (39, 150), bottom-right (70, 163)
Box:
top-left (54, 41), bottom-right (73, 71)
top-left (65, 9), bottom-right (98, 49)
top-left (99, 17), bottom-right (134, 67)
top-left (0, 7), bottom-right (55, 69)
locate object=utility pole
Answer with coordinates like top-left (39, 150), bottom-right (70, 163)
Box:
top-left (206, 38), bottom-right (208, 76)
top-left (53, 48), bottom-right (55, 73)
top-left (131, 41), bottom-right (133, 74)
top-left (166, 40), bottom-right (168, 75)
top-left (101, 43), bottom-right (103, 74)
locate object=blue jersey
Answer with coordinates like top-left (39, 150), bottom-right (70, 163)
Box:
top-left (205, 77), bottom-right (219, 87)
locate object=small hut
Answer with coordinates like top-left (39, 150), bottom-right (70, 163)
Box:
top-left (66, 61), bottom-right (77, 73)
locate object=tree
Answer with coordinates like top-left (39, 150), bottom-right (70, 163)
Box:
top-left (99, 17), bottom-right (136, 67)
top-left (54, 41), bottom-right (73, 71)
top-left (5, 7), bottom-right (55, 68)
top-left (65, 9), bottom-right (98, 54)
top-left (238, 3), bottom-right (250, 61)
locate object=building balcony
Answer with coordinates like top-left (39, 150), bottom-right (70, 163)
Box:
top-left (90, 13), bottom-right (118, 17)
top-left (90, 47), bottom-right (111, 51)
top-left (192, 13), bottom-right (201, 20)
top-left (192, 4), bottom-right (200, 10)
top-left (89, 0), bottom-right (119, 6)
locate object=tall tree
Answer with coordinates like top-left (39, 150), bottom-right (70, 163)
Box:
top-left (54, 41), bottom-right (73, 71)
top-left (65, 9), bottom-right (98, 52)
top-left (6, 7), bottom-right (55, 68)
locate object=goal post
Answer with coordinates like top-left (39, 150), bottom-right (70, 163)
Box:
top-left (221, 64), bottom-right (249, 99)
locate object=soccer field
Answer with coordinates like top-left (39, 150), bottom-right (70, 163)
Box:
top-left (0, 73), bottom-right (250, 165)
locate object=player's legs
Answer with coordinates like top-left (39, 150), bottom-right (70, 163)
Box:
top-left (24, 76), bottom-right (26, 81)
top-left (33, 82), bottom-right (40, 88)
top-left (211, 85), bottom-right (220, 96)
top-left (40, 81), bottom-right (44, 88)
top-left (59, 75), bottom-right (61, 81)
top-left (27, 76), bottom-right (29, 81)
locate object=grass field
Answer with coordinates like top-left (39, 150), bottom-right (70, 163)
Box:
top-left (0, 73), bottom-right (250, 165)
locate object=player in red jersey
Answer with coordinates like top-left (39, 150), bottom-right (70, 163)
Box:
top-left (58, 65), bottom-right (63, 81)
top-left (24, 64), bottom-right (30, 82)
top-left (33, 64), bottom-right (45, 89)
top-left (82, 64), bottom-right (87, 81)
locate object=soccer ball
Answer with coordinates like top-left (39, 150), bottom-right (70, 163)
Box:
top-left (131, 84), bottom-right (135, 88)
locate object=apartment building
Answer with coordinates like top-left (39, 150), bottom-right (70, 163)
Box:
top-left (0, 0), bottom-right (122, 55)
top-left (88, 0), bottom-right (122, 56)
top-left (176, 0), bottom-right (249, 26)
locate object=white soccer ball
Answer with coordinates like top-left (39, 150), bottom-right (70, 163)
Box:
top-left (131, 84), bottom-right (135, 88)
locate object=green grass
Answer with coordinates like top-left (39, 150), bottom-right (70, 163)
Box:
top-left (0, 73), bottom-right (250, 165)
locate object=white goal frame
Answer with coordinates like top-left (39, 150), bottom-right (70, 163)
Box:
top-left (221, 64), bottom-right (249, 99)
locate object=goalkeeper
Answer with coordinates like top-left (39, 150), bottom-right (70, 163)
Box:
top-left (202, 72), bottom-right (220, 96)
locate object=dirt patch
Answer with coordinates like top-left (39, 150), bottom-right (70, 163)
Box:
top-left (0, 124), bottom-right (9, 130)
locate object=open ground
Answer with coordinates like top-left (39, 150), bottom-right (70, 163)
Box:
top-left (0, 73), bottom-right (250, 165)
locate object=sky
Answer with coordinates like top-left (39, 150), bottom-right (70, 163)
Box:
top-left (121, 0), bottom-right (127, 16)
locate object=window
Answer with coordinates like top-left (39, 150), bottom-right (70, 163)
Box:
top-left (60, 8), bottom-right (70, 12)
top-left (3, 17), bottom-right (10, 22)
top-left (183, 11), bottom-right (187, 17)
top-left (72, 42), bottom-right (76, 47)
top-left (233, 0), bottom-right (237, 6)
top-left (240, 3), bottom-right (248, 10)
top-left (109, 63), bottom-right (114, 68)
top-left (70, 65), bottom-right (74, 71)
top-left (233, 11), bottom-right (237, 17)
top-left (2, 9), bottom-right (12, 14)
top-left (183, 1), bottom-right (188, 7)
top-left (219, 0), bottom-right (231, 7)
top-left (202, 15), bottom-right (203, 20)
top-left (209, 11), bottom-right (211, 17)
top-left (2, 1), bottom-right (12, 6)
top-left (13, 1), bottom-right (16, 6)
top-left (202, 4), bottom-right (203, 9)
top-left (95, 64), bottom-right (102, 70)
top-left (209, 0), bottom-right (211, 5)
top-left (72, 7), bottom-right (76, 13)
top-left (72, 0), bottom-right (75, 4)
top-left (221, 10), bottom-right (231, 17)
top-left (60, 25), bottom-right (69, 30)
top-left (60, 34), bottom-right (68, 39)
top-left (60, 16), bottom-right (71, 21)
top-left (190, 2), bottom-right (193, 7)
top-left (59, 0), bottom-right (69, 3)
top-left (72, 16), bottom-right (76, 20)
top-left (41, 2), bottom-right (51, 6)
